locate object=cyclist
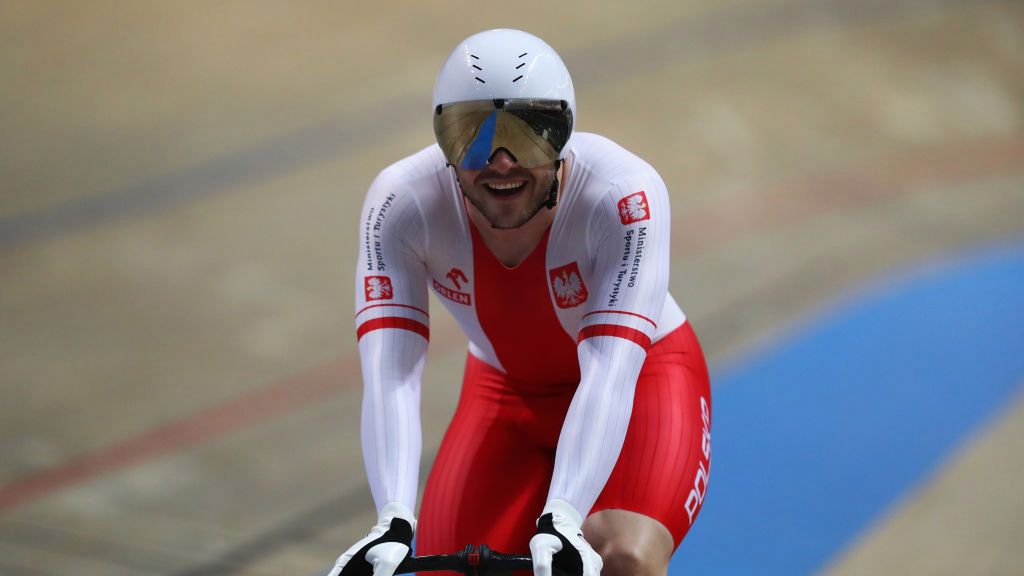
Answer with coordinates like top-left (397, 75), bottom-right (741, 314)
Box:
top-left (330, 29), bottom-right (711, 576)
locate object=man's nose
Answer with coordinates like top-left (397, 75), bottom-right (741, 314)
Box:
top-left (486, 148), bottom-right (520, 171)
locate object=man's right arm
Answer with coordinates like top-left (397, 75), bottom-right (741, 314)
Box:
top-left (330, 172), bottom-right (430, 576)
top-left (353, 170), bottom-right (430, 517)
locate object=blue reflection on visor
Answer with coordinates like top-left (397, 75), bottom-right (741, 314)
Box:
top-left (461, 110), bottom-right (498, 170)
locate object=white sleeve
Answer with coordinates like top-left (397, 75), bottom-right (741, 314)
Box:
top-left (547, 171), bottom-right (671, 517)
top-left (354, 169), bottom-right (431, 515)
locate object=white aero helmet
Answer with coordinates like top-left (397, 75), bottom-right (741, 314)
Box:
top-left (433, 29), bottom-right (576, 170)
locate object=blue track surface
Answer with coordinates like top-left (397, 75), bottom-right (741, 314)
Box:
top-left (670, 238), bottom-right (1024, 575)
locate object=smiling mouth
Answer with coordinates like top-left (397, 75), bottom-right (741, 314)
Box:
top-left (484, 181), bottom-right (527, 196)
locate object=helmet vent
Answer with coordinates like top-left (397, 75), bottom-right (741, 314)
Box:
top-left (513, 53), bottom-right (527, 82)
top-left (469, 54), bottom-right (485, 83)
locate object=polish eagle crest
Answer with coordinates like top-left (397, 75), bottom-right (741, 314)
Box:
top-left (617, 191), bottom-right (651, 225)
top-left (549, 262), bottom-right (588, 308)
top-left (364, 276), bottom-right (394, 301)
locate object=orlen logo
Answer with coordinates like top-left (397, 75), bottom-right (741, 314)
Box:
top-left (364, 276), bottom-right (393, 301)
top-left (618, 191), bottom-right (650, 225)
top-left (549, 262), bottom-right (588, 308)
top-left (433, 281), bottom-right (471, 305)
top-left (446, 268), bottom-right (468, 290)
top-left (434, 268), bottom-right (471, 305)
top-left (684, 396), bottom-right (711, 524)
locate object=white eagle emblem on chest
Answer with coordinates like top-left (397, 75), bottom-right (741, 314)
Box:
top-left (549, 262), bottom-right (589, 308)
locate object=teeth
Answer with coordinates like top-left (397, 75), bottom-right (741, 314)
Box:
top-left (488, 181), bottom-right (526, 191)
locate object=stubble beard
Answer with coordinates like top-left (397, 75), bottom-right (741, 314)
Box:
top-left (459, 170), bottom-right (556, 230)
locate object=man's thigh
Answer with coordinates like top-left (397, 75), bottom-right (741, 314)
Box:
top-left (591, 322), bottom-right (713, 549)
top-left (417, 357), bottom-right (560, 560)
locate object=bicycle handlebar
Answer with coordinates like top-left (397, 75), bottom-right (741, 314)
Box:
top-left (395, 544), bottom-right (531, 574)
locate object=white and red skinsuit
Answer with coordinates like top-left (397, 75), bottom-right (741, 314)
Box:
top-left (354, 133), bottom-right (711, 553)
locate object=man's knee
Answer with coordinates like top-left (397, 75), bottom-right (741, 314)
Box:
top-left (596, 540), bottom-right (663, 576)
top-left (584, 509), bottom-right (674, 576)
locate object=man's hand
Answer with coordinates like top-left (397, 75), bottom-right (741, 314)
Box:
top-left (327, 502), bottom-right (415, 576)
top-left (529, 500), bottom-right (603, 576)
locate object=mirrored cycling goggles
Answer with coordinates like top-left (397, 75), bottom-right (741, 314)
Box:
top-left (433, 99), bottom-right (574, 170)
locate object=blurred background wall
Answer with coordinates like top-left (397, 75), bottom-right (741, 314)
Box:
top-left (2, 1), bottom-right (1022, 574)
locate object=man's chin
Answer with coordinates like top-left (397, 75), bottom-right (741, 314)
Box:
top-left (475, 209), bottom-right (524, 229)
top-left (487, 218), bottom-right (527, 230)
top-left (484, 200), bottom-right (551, 229)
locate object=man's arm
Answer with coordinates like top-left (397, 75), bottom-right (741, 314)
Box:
top-left (549, 171), bottom-right (672, 517)
top-left (329, 170), bottom-right (430, 576)
top-left (354, 169), bottom-right (431, 515)
top-left (530, 171), bottom-right (671, 576)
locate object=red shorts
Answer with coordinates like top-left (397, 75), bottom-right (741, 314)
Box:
top-left (417, 322), bottom-right (711, 562)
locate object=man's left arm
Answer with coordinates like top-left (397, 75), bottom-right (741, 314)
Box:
top-left (532, 172), bottom-right (672, 575)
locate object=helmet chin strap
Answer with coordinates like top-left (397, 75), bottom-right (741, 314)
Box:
top-left (544, 159), bottom-right (562, 210)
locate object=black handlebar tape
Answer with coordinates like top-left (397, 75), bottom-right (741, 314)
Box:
top-left (394, 545), bottom-right (531, 574)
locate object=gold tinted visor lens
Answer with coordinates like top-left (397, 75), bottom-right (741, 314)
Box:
top-left (434, 99), bottom-right (573, 170)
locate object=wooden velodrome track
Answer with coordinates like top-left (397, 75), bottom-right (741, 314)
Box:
top-left (2, 1), bottom-right (1022, 574)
